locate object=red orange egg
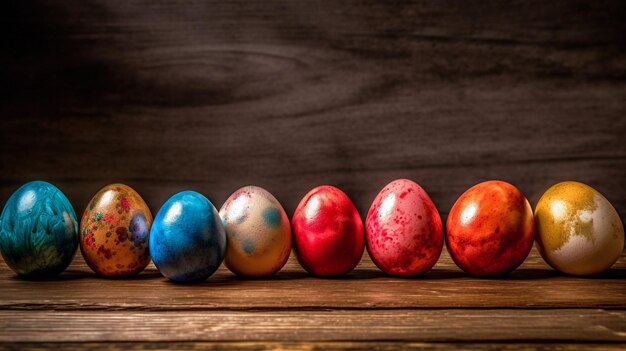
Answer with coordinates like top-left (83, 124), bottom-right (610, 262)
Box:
top-left (445, 180), bottom-right (534, 276)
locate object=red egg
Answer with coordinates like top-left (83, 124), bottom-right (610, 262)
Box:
top-left (366, 179), bottom-right (443, 276)
top-left (446, 180), bottom-right (534, 276)
top-left (291, 185), bottom-right (364, 276)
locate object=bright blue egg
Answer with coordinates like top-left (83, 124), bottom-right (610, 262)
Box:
top-left (0, 181), bottom-right (78, 278)
top-left (149, 191), bottom-right (226, 283)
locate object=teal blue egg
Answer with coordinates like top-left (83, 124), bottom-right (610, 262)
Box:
top-left (0, 181), bottom-right (79, 278)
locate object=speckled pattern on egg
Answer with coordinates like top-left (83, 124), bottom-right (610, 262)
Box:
top-left (535, 181), bottom-right (625, 275)
top-left (366, 179), bottom-right (443, 276)
top-left (80, 184), bottom-right (152, 277)
top-left (220, 186), bottom-right (291, 277)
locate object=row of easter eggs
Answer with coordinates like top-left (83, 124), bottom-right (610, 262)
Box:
top-left (0, 179), bottom-right (623, 282)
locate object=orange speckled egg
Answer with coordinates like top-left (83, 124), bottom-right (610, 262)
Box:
top-left (80, 184), bottom-right (152, 276)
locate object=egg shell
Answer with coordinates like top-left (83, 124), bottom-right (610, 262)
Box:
top-left (291, 185), bottom-right (364, 276)
top-left (220, 186), bottom-right (291, 277)
top-left (534, 181), bottom-right (624, 276)
top-left (446, 180), bottom-right (534, 276)
top-left (149, 191), bottom-right (226, 283)
top-left (80, 184), bottom-right (152, 277)
top-left (0, 181), bottom-right (79, 278)
top-left (366, 179), bottom-right (443, 276)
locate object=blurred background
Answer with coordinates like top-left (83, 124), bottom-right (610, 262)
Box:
top-left (1, 1), bottom-right (625, 224)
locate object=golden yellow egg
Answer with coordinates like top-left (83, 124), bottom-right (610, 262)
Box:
top-left (534, 181), bottom-right (624, 275)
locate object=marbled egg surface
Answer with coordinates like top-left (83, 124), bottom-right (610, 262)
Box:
top-left (0, 181), bottom-right (78, 278)
top-left (220, 186), bottom-right (291, 277)
top-left (150, 191), bottom-right (226, 283)
top-left (80, 184), bottom-right (152, 276)
top-left (535, 181), bottom-right (624, 275)
top-left (366, 179), bottom-right (443, 276)
top-left (292, 185), bottom-right (364, 276)
top-left (446, 180), bottom-right (534, 276)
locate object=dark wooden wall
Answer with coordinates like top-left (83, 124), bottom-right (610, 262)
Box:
top-left (1, 1), bottom-right (625, 223)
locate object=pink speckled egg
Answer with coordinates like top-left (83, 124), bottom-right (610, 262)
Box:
top-left (219, 186), bottom-right (291, 277)
top-left (366, 179), bottom-right (443, 276)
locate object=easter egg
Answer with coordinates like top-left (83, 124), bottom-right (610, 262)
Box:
top-left (292, 185), bottom-right (364, 276)
top-left (366, 179), bottom-right (443, 276)
top-left (219, 186), bottom-right (291, 277)
top-left (534, 181), bottom-right (624, 275)
top-left (446, 180), bottom-right (534, 276)
top-left (150, 191), bottom-right (226, 283)
top-left (80, 184), bottom-right (152, 276)
top-left (0, 181), bottom-right (78, 278)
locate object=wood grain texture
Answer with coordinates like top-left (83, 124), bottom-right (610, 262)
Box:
top-left (2, 343), bottom-right (625, 351)
top-left (1, 1), bottom-right (626, 349)
top-left (1, 309), bottom-right (624, 342)
top-left (0, 248), bottom-right (624, 311)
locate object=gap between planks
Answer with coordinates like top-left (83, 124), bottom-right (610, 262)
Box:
top-left (1, 342), bottom-right (625, 351)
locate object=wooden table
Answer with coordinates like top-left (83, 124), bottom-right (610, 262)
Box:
top-left (0, 247), bottom-right (624, 350)
top-left (1, 1), bottom-right (625, 349)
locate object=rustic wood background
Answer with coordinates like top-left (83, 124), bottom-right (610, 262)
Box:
top-left (1, 1), bottom-right (625, 221)
top-left (0, 1), bottom-right (625, 350)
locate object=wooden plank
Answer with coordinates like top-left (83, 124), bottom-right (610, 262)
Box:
top-left (0, 249), bottom-right (624, 310)
top-left (0, 309), bottom-right (623, 343)
top-left (2, 342), bottom-right (625, 351)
